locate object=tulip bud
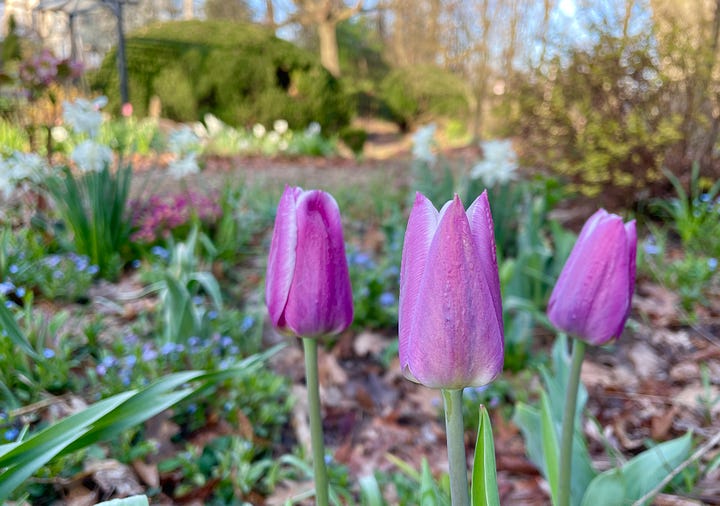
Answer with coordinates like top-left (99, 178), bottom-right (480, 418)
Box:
top-left (399, 192), bottom-right (504, 389)
top-left (266, 186), bottom-right (353, 337)
top-left (547, 209), bottom-right (637, 345)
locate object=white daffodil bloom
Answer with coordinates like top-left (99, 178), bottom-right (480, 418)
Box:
top-left (62, 96), bottom-right (107, 138)
top-left (471, 139), bottom-right (518, 187)
top-left (167, 152), bottom-right (200, 179)
top-left (412, 123), bottom-right (437, 164)
top-left (71, 140), bottom-right (113, 173)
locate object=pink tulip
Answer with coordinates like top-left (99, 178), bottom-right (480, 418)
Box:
top-left (547, 209), bottom-right (637, 345)
top-left (399, 192), bottom-right (504, 389)
top-left (266, 186), bottom-right (353, 337)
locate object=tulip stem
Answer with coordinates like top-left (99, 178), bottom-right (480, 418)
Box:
top-left (443, 388), bottom-right (470, 506)
top-left (558, 337), bottom-right (586, 506)
top-left (302, 337), bottom-right (329, 506)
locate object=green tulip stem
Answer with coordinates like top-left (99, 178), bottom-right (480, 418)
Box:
top-left (558, 337), bottom-right (586, 506)
top-left (302, 337), bottom-right (329, 506)
top-left (443, 388), bottom-right (470, 506)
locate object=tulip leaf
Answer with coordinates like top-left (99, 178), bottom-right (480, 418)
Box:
top-left (513, 336), bottom-right (597, 506)
top-left (471, 405), bottom-right (500, 506)
top-left (540, 391), bottom-right (560, 505)
top-left (580, 432), bottom-right (692, 506)
top-left (359, 474), bottom-right (385, 506)
top-left (0, 296), bottom-right (40, 359)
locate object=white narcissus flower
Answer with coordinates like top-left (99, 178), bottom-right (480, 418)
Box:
top-left (203, 113), bottom-right (225, 137)
top-left (471, 139), bottom-right (518, 187)
top-left (273, 119), bottom-right (289, 135)
top-left (168, 126), bottom-right (201, 156)
top-left (71, 140), bottom-right (113, 173)
top-left (305, 122), bottom-right (321, 137)
top-left (253, 123), bottom-right (266, 138)
top-left (62, 96), bottom-right (107, 138)
top-left (412, 124), bottom-right (437, 165)
top-left (167, 152), bottom-right (200, 179)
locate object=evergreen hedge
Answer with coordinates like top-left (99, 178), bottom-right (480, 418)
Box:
top-left (92, 20), bottom-right (352, 131)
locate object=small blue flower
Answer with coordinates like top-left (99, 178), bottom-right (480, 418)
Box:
top-left (324, 454), bottom-right (333, 464)
top-left (8, 264), bottom-right (19, 274)
top-left (87, 265), bottom-right (99, 275)
top-left (53, 270), bottom-right (64, 279)
top-left (192, 296), bottom-right (204, 305)
top-left (131, 259), bottom-right (141, 269)
top-left (187, 403), bottom-right (197, 414)
top-left (101, 355), bottom-right (117, 368)
top-left (379, 292), bottom-right (396, 307)
top-left (42, 348), bottom-right (55, 359)
top-left (700, 193), bottom-right (711, 202)
top-left (644, 242), bottom-right (660, 256)
top-left (0, 281), bottom-right (15, 295)
top-left (240, 315), bottom-right (255, 332)
top-left (124, 355), bottom-right (137, 367)
top-left (221, 336), bottom-right (233, 348)
top-left (15, 287), bottom-right (25, 297)
top-left (708, 258), bottom-right (718, 271)
top-left (188, 336), bottom-right (201, 347)
top-left (350, 252), bottom-right (374, 268)
top-left (142, 344), bottom-right (158, 361)
top-left (96, 364), bottom-right (107, 376)
top-left (161, 342), bottom-right (176, 356)
top-left (43, 255), bottom-right (61, 268)
top-left (207, 310), bottom-right (218, 320)
top-left (125, 333), bottom-right (138, 345)
top-left (150, 246), bottom-right (169, 260)
top-left (4, 428), bottom-right (19, 442)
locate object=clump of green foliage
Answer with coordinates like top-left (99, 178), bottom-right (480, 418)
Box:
top-left (92, 20), bottom-right (352, 131)
top-left (379, 64), bottom-right (470, 131)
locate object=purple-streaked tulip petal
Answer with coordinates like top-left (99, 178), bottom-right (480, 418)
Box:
top-left (548, 210), bottom-right (635, 345)
top-left (265, 186), bottom-right (299, 329)
top-left (399, 193), bottom-right (439, 367)
top-left (404, 195), bottom-right (504, 389)
top-left (282, 190), bottom-right (353, 337)
top-left (615, 220), bottom-right (637, 337)
top-left (466, 191), bottom-right (502, 329)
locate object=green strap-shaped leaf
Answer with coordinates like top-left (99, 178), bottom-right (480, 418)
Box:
top-left (471, 405), bottom-right (500, 506)
top-left (540, 391), bottom-right (560, 505)
top-left (0, 296), bottom-right (39, 359)
top-left (581, 432), bottom-right (693, 506)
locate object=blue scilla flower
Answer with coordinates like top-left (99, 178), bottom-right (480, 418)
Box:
top-left (16, 287), bottom-right (25, 297)
top-left (142, 344), bottom-right (158, 361)
top-left (643, 241), bottom-right (660, 256)
top-left (0, 281), bottom-right (15, 295)
top-left (188, 336), bottom-right (201, 348)
top-left (8, 264), bottom-right (18, 274)
top-left (161, 342), bottom-right (177, 356)
top-left (240, 315), bottom-right (255, 332)
top-left (101, 355), bottom-right (117, 368)
top-left (207, 310), bottom-right (218, 320)
top-left (349, 251), bottom-right (374, 268)
top-left (709, 258), bottom-right (718, 271)
top-left (42, 348), bottom-right (55, 359)
top-left (53, 270), bottom-right (64, 279)
top-left (4, 427), bottom-right (19, 442)
top-left (379, 292), bottom-right (396, 307)
top-left (43, 255), bottom-right (61, 268)
top-left (150, 246), bottom-right (169, 260)
top-left (131, 259), bottom-right (141, 269)
top-left (87, 265), bottom-right (99, 275)
top-left (192, 295), bottom-right (204, 305)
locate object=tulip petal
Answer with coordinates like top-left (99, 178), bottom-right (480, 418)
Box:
top-left (405, 195), bottom-right (504, 389)
top-left (265, 186), bottom-right (298, 329)
top-left (466, 191), bottom-right (502, 329)
top-left (283, 190), bottom-right (353, 337)
top-left (399, 193), bottom-right (439, 368)
top-left (615, 220), bottom-right (637, 337)
top-left (548, 211), bottom-right (630, 345)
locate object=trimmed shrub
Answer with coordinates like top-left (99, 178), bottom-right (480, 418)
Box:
top-left (379, 64), bottom-right (470, 131)
top-left (91, 20), bottom-right (352, 131)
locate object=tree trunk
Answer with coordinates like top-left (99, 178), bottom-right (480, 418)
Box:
top-left (183, 0), bottom-right (194, 19)
top-left (318, 20), bottom-right (341, 77)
